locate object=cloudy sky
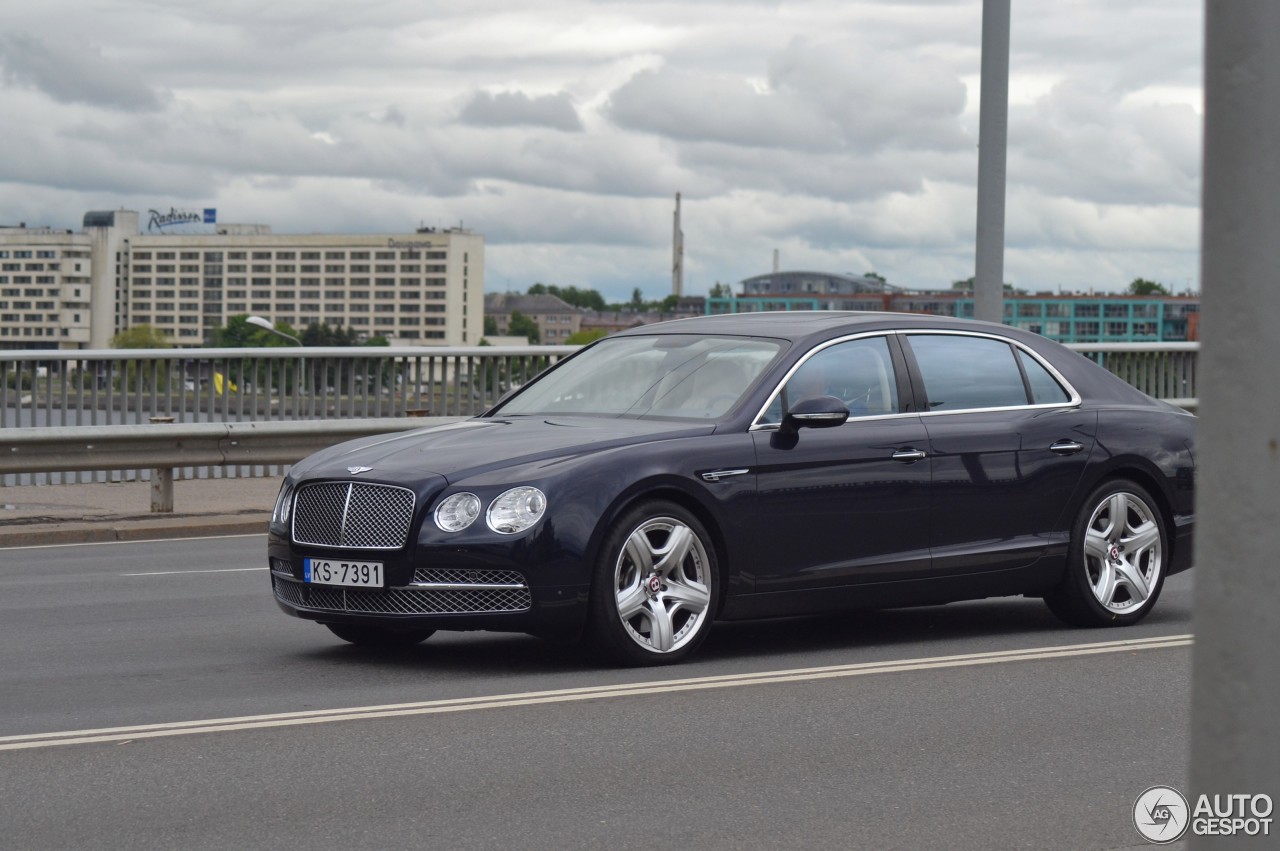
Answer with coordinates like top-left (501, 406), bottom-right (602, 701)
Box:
top-left (0, 1), bottom-right (1203, 302)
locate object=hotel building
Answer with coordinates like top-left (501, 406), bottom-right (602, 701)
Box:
top-left (1, 209), bottom-right (483, 349)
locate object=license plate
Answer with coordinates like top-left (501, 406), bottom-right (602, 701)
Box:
top-left (304, 558), bottom-right (384, 588)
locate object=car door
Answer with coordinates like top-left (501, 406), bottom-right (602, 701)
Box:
top-left (748, 334), bottom-right (933, 596)
top-left (900, 332), bottom-right (1097, 577)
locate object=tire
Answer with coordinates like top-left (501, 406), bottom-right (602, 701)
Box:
top-left (324, 623), bottom-right (436, 648)
top-left (1044, 479), bottom-right (1168, 627)
top-left (586, 501), bottom-right (718, 666)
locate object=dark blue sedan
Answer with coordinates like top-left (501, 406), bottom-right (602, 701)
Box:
top-left (267, 312), bottom-right (1195, 665)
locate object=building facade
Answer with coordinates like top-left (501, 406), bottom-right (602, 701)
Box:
top-left (1, 210), bottom-right (484, 349)
top-left (484, 293), bottom-right (584, 343)
top-left (710, 271), bottom-right (1200, 343)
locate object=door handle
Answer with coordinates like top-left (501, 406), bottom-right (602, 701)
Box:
top-left (891, 448), bottom-right (927, 462)
top-left (1049, 440), bottom-right (1085, 455)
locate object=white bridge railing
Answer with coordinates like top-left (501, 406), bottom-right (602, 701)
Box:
top-left (1, 345), bottom-right (574, 485)
top-left (2, 342), bottom-right (1198, 489)
top-left (1065, 342), bottom-right (1199, 410)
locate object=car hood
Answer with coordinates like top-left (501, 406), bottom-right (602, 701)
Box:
top-left (290, 416), bottom-right (717, 485)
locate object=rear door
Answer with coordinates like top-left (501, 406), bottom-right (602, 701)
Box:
top-left (901, 332), bottom-right (1097, 576)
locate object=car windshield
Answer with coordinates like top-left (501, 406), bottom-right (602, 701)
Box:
top-left (492, 334), bottom-right (785, 420)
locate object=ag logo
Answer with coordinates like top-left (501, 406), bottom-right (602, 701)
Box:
top-left (1134, 785), bottom-right (1190, 844)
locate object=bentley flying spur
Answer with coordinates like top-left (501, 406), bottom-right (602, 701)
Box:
top-left (267, 312), bottom-right (1195, 665)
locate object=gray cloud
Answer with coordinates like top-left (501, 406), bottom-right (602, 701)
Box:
top-left (0, 32), bottom-right (164, 112)
top-left (458, 90), bottom-right (584, 131)
top-left (0, 0), bottom-right (1205, 297)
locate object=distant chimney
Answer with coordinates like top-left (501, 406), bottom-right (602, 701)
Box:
top-left (672, 193), bottom-right (684, 297)
top-left (773, 248), bottom-right (780, 273)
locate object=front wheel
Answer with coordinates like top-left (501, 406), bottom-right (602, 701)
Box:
top-left (587, 501), bottom-right (718, 666)
top-left (324, 623), bottom-right (436, 648)
top-left (1044, 479), bottom-right (1168, 627)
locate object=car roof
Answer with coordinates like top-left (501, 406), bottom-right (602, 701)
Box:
top-left (612, 310), bottom-right (1012, 343)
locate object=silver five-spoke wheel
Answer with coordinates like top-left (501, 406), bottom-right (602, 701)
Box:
top-left (589, 501), bottom-right (718, 665)
top-left (1045, 479), bottom-right (1168, 627)
top-left (1082, 491), bottom-right (1162, 614)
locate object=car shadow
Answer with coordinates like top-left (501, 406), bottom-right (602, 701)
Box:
top-left (288, 591), bottom-right (1191, 676)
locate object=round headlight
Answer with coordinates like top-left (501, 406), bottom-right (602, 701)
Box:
top-left (486, 486), bottom-right (547, 534)
top-left (435, 492), bottom-right (482, 532)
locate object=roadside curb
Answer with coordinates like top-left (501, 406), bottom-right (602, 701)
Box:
top-left (0, 514), bottom-right (269, 548)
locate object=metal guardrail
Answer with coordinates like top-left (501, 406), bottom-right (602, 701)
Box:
top-left (0, 418), bottom-right (461, 511)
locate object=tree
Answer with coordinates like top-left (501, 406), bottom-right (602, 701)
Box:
top-left (109, 324), bottom-right (173, 392)
top-left (209, 314), bottom-right (288, 347)
top-left (951, 276), bottom-right (975, 291)
top-left (1127, 278), bottom-right (1170, 296)
top-left (111, 324), bottom-right (171, 348)
top-left (301, 322), bottom-right (359, 347)
top-left (565, 328), bottom-right (607, 345)
top-left (709, 282), bottom-right (732, 298)
top-left (525, 282), bottom-right (606, 311)
top-left (863, 271), bottom-right (887, 283)
top-left (483, 315), bottom-right (498, 336)
top-left (508, 310), bottom-right (540, 344)
top-left (630, 287), bottom-right (645, 309)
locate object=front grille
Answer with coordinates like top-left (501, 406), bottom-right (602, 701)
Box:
top-left (412, 568), bottom-right (526, 586)
top-left (273, 575), bottom-right (532, 615)
top-left (292, 482), bottom-right (415, 549)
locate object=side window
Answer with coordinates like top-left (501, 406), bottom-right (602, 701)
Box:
top-left (1018, 350), bottom-right (1071, 404)
top-left (908, 335), bottom-right (1028, 411)
top-left (760, 336), bottom-right (899, 424)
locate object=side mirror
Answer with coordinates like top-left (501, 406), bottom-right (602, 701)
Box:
top-left (779, 395), bottom-right (849, 437)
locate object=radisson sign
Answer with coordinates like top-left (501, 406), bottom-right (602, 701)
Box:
top-left (147, 207), bottom-right (217, 232)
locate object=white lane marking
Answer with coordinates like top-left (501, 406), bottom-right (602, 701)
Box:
top-left (120, 568), bottom-right (267, 576)
top-left (0, 633), bottom-right (1192, 752)
top-left (3, 533), bottom-right (265, 552)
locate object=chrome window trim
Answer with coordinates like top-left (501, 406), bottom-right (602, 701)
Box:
top-left (747, 328), bottom-right (1081, 432)
top-left (749, 331), bottom-right (901, 430)
top-left (901, 329), bottom-right (1082, 414)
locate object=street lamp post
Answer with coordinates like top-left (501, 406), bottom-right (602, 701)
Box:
top-left (246, 315), bottom-right (307, 415)
top-left (246, 315), bottom-right (302, 347)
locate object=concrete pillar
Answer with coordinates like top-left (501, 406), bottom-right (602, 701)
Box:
top-left (973, 0), bottom-right (1010, 325)
top-left (1189, 1), bottom-right (1280, 845)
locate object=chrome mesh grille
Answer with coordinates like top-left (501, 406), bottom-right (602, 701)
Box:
top-left (292, 482), bottom-right (415, 549)
top-left (412, 568), bottom-right (526, 586)
top-left (272, 575), bottom-right (532, 615)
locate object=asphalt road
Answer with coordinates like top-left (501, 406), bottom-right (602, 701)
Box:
top-left (0, 535), bottom-right (1194, 850)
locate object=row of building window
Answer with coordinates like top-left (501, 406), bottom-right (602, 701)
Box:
top-left (128, 286), bottom-right (447, 298)
top-left (131, 264), bottom-right (445, 275)
top-left (0, 250), bottom-right (59, 259)
top-left (130, 277), bottom-right (449, 288)
top-left (130, 250), bottom-right (447, 261)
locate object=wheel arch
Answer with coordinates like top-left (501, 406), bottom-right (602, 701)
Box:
top-left (583, 478), bottom-right (733, 616)
top-left (1077, 462), bottom-right (1177, 556)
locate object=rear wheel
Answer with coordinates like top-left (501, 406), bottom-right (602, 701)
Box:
top-left (1044, 479), bottom-right (1168, 627)
top-left (324, 623), bottom-right (436, 647)
top-left (587, 501), bottom-right (718, 666)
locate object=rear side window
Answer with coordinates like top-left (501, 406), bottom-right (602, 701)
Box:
top-left (1018, 350), bottom-right (1070, 404)
top-left (907, 334), bottom-right (1027, 411)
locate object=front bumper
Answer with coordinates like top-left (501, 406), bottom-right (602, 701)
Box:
top-left (267, 534), bottom-right (591, 636)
